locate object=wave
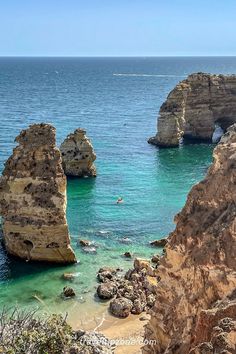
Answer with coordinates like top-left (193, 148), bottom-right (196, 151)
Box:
top-left (113, 73), bottom-right (186, 77)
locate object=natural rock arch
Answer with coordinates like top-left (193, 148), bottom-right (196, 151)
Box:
top-left (148, 73), bottom-right (236, 147)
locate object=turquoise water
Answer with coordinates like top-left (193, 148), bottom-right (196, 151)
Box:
top-left (0, 57), bottom-right (235, 326)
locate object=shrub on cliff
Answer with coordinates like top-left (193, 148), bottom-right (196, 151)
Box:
top-left (0, 308), bottom-right (114, 354)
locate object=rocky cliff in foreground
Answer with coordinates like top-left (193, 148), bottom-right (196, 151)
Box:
top-left (144, 125), bottom-right (236, 353)
top-left (149, 73), bottom-right (236, 147)
top-left (0, 123), bottom-right (76, 263)
top-left (60, 128), bottom-right (96, 177)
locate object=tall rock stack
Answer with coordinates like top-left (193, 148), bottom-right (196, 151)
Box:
top-left (60, 128), bottom-right (96, 177)
top-left (148, 73), bottom-right (236, 147)
top-left (0, 123), bottom-right (76, 263)
top-left (144, 125), bottom-right (236, 353)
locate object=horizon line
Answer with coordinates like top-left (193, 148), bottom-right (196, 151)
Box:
top-left (0, 55), bottom-right (236, 58)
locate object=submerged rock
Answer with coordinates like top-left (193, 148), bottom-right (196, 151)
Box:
top-left (60, 128), bottom-right (96, 177)
top-left (119, 237), bottom-right (132, 244)
top-left (62, 273), bottom-right (79, 281)
top-left (149, 73), bottom-right (236, 147)
top-left (123, 251), bottom-right (132, 258)
top-left (79, 239), bottom-right (91, 247)
top-left (0, 123), bottom-right (76, 264)
top-left (63, 286), bottom-right (76, 298)
top-left (150, 238), bottom-right (168, 247)
top-left (144, 125), bottom-right (236, 353)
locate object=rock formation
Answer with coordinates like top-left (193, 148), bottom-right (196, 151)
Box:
top-left (0, 123), bottom-right (76, 263)
top-left (149, 73), bottom-right (236, 147)
top-left (144, 124), bottom-right (236, 353)
top-left (60, 128), bottom-right (96, 177)
top-left (96, 260), bottom-right (158, 318)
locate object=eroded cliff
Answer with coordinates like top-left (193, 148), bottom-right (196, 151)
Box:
top-left (149, 73), bottom-right (236, 147)
top-left (0, 123), bottom-right (76, 263)
top-left (60, 128), bottom-right (96, 177)
top-left (144, 125), bottom-right (236, 353)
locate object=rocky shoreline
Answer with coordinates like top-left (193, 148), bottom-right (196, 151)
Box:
top-left (144, 124), bottom-right (236, 353)
top-left (96, 258), bottom-right (158, 318)
top-left (0, 76), bottom-right (236, 353)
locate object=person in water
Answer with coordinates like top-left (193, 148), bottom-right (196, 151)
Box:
top-left (116, 197), bottom-right (123, 204)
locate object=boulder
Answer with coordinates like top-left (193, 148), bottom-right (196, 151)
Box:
top-left (150, 238), bottom-right (167, 247)
top-left (63, 286), bottom-right (76, 298)
top-left (79, 239), bottom-right (91, 247)
top-left (131, 298), bottom-right (146, 315)
top-left (97, 282), bottom-right (117, 300)
top-left (123, 251), bottom-right (132, 258)
top-left (151, 255), bottom-right (160, 264)
top-left (97, 268), bottom-right (117, 283)
top-left (109, 297), bottom-right (133, 318)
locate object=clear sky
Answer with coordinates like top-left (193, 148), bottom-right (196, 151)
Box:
top-left (0, 0), bottom-right (235, 56)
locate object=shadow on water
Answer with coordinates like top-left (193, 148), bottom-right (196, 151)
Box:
top-left (155, 143), bottom-right (214, 172)
top-left (0, 177), bottom-right (97, 283)
top-left (66, 176), bottom-right (96, 199)
top-left (0, 239), bottom-right (70, 282)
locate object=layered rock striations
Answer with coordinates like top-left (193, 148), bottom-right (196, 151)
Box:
top-left (0, 123), bottom-right (76, 263)
top-left (60, 128), bottom-right (96, 177)
top-left (149, 73), bottom-right (236, 147)
top-left (144, 124), bottom-right (236, 353)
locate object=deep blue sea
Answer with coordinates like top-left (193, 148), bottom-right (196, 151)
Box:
top-left (0, 57), bottom-right (236, 327)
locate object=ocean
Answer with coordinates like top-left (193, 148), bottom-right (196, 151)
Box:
top-left (0, 56), bottom-right (235, 327)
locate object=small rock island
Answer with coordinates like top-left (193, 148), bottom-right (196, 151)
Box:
top-left (0, 123), bottom-right (76, 263)
top-left (149, 73), bottom-right (236, 147)
top-left (60, 128), bottom-right (96, 177)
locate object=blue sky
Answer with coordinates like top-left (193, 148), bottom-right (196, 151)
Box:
top-left (0, 0), bottom-right (235, 56)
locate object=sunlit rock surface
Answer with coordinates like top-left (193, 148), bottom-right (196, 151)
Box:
top-left (149, 73), bottom-right (236, 147)
top-left (60, 128), bottom-right (96, 177)
top-left (0, 123), bottom-right (76, 263)
top-left (144, 125), bottom-right (236, 353)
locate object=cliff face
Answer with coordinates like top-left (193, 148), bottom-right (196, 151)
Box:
top-left (149, 73), bottom-right (236, 147)
top-left (60, 128), bottom-right (96, 177)
top-left (0, 123), bottom-right (76, 263)
top-left (144, 124), bottom-right (236, 353)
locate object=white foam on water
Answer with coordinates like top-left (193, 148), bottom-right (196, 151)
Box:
top-left (212, 125), bottom-right (224, 143)
top-left (113, 73), bottom-right (186, 77)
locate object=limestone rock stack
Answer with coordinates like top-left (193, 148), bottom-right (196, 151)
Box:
top-left (149, 73), bottom-right (236, 147)
top-left (0, 123), bottom-right (76, 263)
top-left (60, 128), bottom-right (96, 177)
top-left (144, 124), bottom-right (236, 353)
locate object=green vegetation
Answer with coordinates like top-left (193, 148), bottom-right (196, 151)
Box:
top-left (0, 309), bottom-right (74, 354)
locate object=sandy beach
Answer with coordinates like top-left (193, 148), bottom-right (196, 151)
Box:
top-left (99, 313), bottom-right (149, 354)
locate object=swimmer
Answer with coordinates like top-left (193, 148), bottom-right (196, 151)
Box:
top-left (116, 197), bottom-right (123, 204)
